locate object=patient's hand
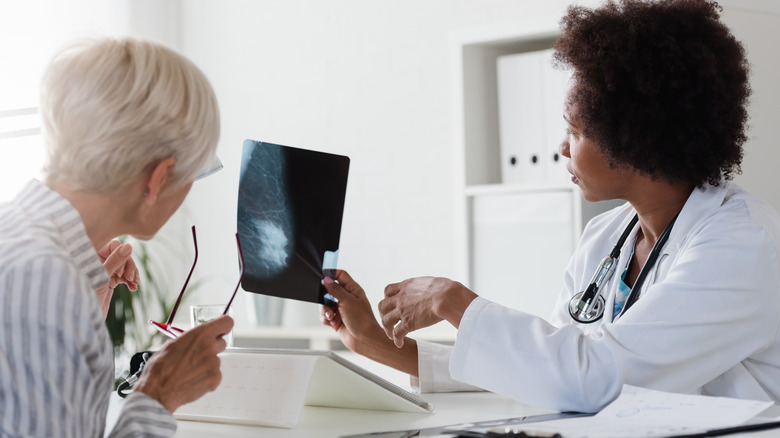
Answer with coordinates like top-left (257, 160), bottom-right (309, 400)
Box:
top-left (134, 315), bottom-right (233, 413)
top-left (96, 240), bottom-right (139, 319)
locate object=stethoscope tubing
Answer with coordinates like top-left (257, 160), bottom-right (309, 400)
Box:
top-left (569, 212), bottom-right (678, 323)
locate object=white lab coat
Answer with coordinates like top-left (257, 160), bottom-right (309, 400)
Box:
top-left (415, 182), bottom-right (780, 413)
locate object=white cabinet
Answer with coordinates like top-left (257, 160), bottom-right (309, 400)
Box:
top-left (452, 28), bottom-right (622, 318)
top-left (470, 188), bottom-right (576, 318)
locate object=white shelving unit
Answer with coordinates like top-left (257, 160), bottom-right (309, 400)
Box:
top-left (451, 26), bottom-right (622, 318)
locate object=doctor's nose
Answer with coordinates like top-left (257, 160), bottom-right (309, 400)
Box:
top-left (559, 137), bottom-right (571, 159)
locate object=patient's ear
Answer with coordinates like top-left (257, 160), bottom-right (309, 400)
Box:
top-left (144, 158), bottom-right (177, 205)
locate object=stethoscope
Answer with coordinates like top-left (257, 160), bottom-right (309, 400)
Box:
top-left (569, 212), bottom-right (679, 323)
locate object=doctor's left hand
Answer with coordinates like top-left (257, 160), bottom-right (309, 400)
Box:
top-left (96, 240), bottom-right (140, 319)
top-left (379, 276), bottom-right (478, 348)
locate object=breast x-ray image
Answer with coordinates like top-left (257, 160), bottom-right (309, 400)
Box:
top-left (237, 139), bottom-right (349, 304)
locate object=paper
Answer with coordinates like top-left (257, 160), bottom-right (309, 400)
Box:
top-left (478, 385), bottom-right (773, 438)
top-left (174, 352), bottom-right (316, 428)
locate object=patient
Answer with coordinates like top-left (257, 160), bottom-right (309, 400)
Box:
top-left (0, 38), bottom-right (231, 437)
top-left (322, 0), bottom-right (780, 413)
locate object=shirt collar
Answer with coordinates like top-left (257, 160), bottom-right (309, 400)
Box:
top-left (15, 180), bottom-right (109, 292)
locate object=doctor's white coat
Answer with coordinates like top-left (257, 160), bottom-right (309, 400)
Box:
top-left (415, 182), bottom-right (780, 413)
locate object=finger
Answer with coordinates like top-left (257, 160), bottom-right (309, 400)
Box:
top-left (377, 297), bottom-right (391, 316)
top-left (102, 243), bottom-right (133, 277)
top-left (392, 320), bottom-right (407, 348)
top-left (322, 277), bottom-right (351, 301)
top-left (332, 270), bottom-right (366, 298)
top-left (197, 315), bottom-right (234, 338)
top-left (327, 313), bottom-right (342, 331)
top-left (215, 336), bottom-right (227, 353)
top-left (379, 307), bottom-right (400, 339)
top-left (98, 239), bottom-right (123, 261)
top-left (384, 282), bottom-right (400, 298)
top-left (123, 256), bottom-right (139, 282)
top-left (320, 304), bottom-right (335, 322)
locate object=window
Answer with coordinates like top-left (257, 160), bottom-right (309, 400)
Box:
top-left (0, 0), bottom-right (129, 201)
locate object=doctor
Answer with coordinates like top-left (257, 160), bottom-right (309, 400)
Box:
top-left (322, 0), bottom-right (780, 413)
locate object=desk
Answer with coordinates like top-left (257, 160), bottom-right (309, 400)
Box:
top-left (107, 391), bottom-right (780, 438)
top-left (106, 352), bottom-right (780, 438)
top-left (109, 391), bottom-right (552, 437)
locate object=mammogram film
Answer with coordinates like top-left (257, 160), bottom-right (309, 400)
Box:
top-left (237, 140), bottom-right (349, 304)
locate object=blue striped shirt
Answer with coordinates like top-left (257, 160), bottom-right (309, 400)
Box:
top-left (0, 180), bottom-right (176, 437)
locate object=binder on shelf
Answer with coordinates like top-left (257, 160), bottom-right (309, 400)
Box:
top-left (540, 49), bottom-right (572, 184)
top-left (497, 48), bottom-right (572, 185)
top-left (497, 50), bottom-right (546, 184)
top-left (174, 348), bottom-right (433, 429)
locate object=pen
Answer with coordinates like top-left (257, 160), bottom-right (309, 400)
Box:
top-left (454, 429), bottom-right (563, 438)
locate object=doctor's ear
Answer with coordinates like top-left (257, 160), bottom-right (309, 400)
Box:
top-left (143, 158), bottom-right (177, 205)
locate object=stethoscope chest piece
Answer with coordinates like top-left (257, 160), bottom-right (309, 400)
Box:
top-left (567, 212), bottom-right (679, 324)
top-left (569, 290), bottom-right (605, 323)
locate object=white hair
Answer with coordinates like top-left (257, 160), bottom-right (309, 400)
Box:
top-left (40, 37), bottom-right (220, 193)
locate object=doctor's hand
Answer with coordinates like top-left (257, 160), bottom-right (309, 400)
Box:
top-left (320, 270), bottom-right (387, 355)
top-left (320, 270), bottom-right (421, 377)
top-left (96, 240), bottom-right (140, 319)
top-left (133, 315), bottom-right (233, 413)
top-left (379, 277), bottom-right (478, 348)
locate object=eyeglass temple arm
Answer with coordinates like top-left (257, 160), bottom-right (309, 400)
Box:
top-left (166, 225), bottom-right (198, 325)
top-left (224, 232), bottom-right (245, 315)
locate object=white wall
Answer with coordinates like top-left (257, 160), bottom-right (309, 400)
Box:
top-left (3, 1), bottom-right (776, 332)
top-left (174, 0), bottom-right (601, 329)
top-left (720, 7), bottom-right (780, 210)
top-left (165, 0), bottom-right (780, 331)
top-left (7, 1), bottom-right (767, 331)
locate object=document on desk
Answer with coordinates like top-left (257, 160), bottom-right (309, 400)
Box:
top-left (473, 385), bottom-right (774, 438)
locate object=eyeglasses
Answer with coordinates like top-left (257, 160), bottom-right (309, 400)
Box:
top-left (148, 225), bottom-right (244, 339)
top-left (195, 155), bottom-right (223, 181)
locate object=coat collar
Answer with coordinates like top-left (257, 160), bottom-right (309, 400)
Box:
top-left (606, 182), bottom-right (733, 255)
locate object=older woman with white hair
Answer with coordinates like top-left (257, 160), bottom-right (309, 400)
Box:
top-left (0, 37), bottom-right (231, 437)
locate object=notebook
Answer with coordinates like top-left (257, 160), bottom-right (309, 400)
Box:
top-left (174, 347), bottom-right (433, 428)
top-left (237, 140), bottom-right (349, 305)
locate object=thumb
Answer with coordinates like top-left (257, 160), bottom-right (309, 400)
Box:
top-left (323, 277), bottom-right (350, 301)
top-left (102, 243), bottom-right (133, 275)
top-left (392, 320), bottom-right (407, 348)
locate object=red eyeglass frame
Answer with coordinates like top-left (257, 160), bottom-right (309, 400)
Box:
top-left (148, 225), bottom-right (245, 339)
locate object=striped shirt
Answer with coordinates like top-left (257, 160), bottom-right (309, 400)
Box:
top-left (0, 180), bottom-right (176, 437)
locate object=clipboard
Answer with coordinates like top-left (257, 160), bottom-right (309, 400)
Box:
top-left (174, 348), bottom-right (432, 429)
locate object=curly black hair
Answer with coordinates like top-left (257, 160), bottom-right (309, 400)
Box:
top-left (553, 0), bottom-right (750, 187)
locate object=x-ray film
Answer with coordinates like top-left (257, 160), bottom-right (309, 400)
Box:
top-left (237, 140), bottom-right (349, 304)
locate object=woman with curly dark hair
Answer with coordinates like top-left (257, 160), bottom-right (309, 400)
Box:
top-left (320, 0), bottom-right (780, 413)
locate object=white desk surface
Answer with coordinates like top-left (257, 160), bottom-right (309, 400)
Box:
top-left (109, 390), bottom-right (552, 437)
top-left (107, 352), bottom-right (780, 438)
